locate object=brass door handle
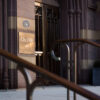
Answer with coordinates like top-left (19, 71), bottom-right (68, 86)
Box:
top-left (35, 51), bottom-right (43, 56)
top-left (51, 50), bottom-right (61, 61)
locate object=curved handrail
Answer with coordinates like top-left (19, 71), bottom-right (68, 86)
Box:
top-left (51, 38), bottom-right (100, 100)
top-left (0, 47), bottom-right (100, 100)
top-left (56, 38), bottom-right (100, 47)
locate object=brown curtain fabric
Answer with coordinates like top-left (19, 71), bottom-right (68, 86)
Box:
top-left (0, 0), bottom-right (9, 89)
top-left (0, 0), bottom-right (17, 89)
top-left (59, 0), bottom-right (99, 84)
top-left (0, 0), bottom-right (3, 88)
top-left (59, 0), bottom-right (90, 84)
top-left (8, 0), bottom-right (17, 89)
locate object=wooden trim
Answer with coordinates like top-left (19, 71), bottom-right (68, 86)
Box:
top-left (35, 0), bottom-right (59, 7)
top-left (56, 39), bottom-right (100, 48)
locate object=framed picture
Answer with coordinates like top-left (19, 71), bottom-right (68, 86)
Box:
top-left (19, 32), bottom-right (35, 54)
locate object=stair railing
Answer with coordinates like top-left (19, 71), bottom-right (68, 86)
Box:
top-left (0, 38), bottom-right (100, 100)
top-left (51, 38), bottom-right (100, 100)
top-left (51, 44), bottom-right (71, 100)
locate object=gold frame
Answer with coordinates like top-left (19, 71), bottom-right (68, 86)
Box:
top-left (18, 32), bottom-right (35, 54)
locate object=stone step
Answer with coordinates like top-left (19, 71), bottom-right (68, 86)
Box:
top-left (0, 86), bottom-right (100, 100)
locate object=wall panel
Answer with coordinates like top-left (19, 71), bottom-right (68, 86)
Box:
top-left (17, 0), bottom-right (36, 88)
top-left (17, 0), bottom-right (35, 19)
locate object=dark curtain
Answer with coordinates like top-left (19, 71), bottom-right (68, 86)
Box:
top-left (0, 0), bottom-right (9, 89)
top-left (0, 0), bottom-right (3, 89)
top-left (0, 0), bottom-right (17, 89)
top-left (8, 0), bottom-right (17, 89)
top-left (59, 0), bottom-right (91, 84)
top-left (59, 0), bottom-right (99, 84)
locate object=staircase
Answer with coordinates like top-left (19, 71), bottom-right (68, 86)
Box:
top-left (0, 86), bottom-right (100, 100)
top-left (0, 39), bottom-right (100, 100)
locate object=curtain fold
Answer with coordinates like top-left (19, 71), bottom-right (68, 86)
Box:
top-left (0, 0), bottom-right (17, 89)
top-left (60, 0), bottom-right (90, 84)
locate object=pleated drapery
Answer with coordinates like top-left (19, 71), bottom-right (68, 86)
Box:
top-left (0, 0), bottom-right (17, 89)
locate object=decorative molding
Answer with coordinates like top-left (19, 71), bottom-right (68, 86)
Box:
top-left (35, 2), bottom-right (42, 6)
top-left (35, 0), bottom-right (59, 7)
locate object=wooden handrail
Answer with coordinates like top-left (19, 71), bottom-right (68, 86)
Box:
top-left (0, 39), bottom-right (100, 100)
top-left (56, 38), bottom-right (100, 47)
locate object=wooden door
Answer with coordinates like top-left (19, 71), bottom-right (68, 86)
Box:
top-left (35, 4), bottom-right (60, 75)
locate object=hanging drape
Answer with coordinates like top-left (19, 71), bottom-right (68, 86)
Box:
top-left (0, 0), bottom-right (17, 89)
top-left (59, 0), bottom-right (94, 84)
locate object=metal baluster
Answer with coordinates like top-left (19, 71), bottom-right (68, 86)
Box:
top-left (17, 64), bottom-right (37, 100)
top-left (65, 44), bottom-right (70, 100)
top-left (51, 43), bottom-right (71, 100)
top-left (18, 65), bottom-right (33, 100)
top-left (73, 43), bottom-right (84, 100)
top-left (73, 48), bottom-right (77, 100)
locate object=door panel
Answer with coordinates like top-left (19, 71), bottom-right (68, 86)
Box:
top-left (35, 5), bottom-right (43, 67)
top-left (35, 4), bottom-right (60, 75)
top-left (44, 5), bottom-right (60, 75)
